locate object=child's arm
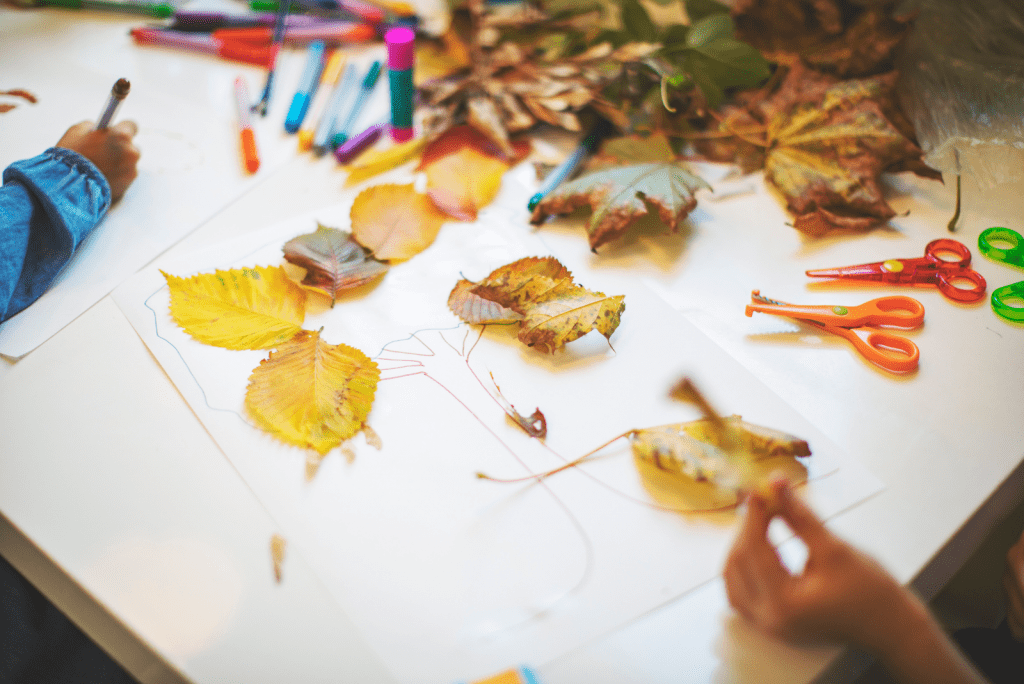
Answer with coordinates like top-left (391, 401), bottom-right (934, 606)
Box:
top-left (724, 478), bottom-right (989, 684)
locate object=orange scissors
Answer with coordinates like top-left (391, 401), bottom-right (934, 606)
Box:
top-left (806, 239), bottom-right (987, 302)
top-left (745, 290), bottom-right (925, 373)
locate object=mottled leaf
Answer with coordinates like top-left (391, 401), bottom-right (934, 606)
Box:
top-left (518, 284), bottom-right (625, 352)
top-left (530, 163), bottom-right (711, 250)
top-left (350, 184), bottom-right (447, 261)
top-left (245, 329), bottom-right (379, 455)
top-left (283, 223), bottom-right (387, 304)
top-left (448, 279), bottom-right (524, 324)
top-left (163, 266), bottom-right (305, 350)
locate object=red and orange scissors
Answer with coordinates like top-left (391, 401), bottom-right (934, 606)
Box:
top-left (745, 290), bottom-right (925, 373)
top-left (806, 239), bottom-right (987, 302)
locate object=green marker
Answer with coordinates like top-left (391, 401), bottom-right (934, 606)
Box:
top-left (42, 0), bottom-right (173, 17)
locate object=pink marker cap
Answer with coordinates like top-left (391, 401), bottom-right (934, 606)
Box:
top-left (385, 27), bottom-right (415, 70)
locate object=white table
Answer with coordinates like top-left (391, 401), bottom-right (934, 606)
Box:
top-left (3, 8), bottom-right (1024, 684)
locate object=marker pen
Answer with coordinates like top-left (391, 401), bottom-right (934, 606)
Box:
top-left (234, 77), bottom-right (261, 173)
top-left (298, 50), bottom-right (345, 151)
top-left (285, 40), bottom-right (325, 133)
top-left (96, 78), bottom-right (130, 129)
top-left (385, 26), bottom-right (414, 142)
top-left (332, 60), bottom-right (381, 146)
top-left (312, 62), bottom-right (357, 155)
top-left (334, 122), bottom-right (387, 164)
top-left (130, 27), bottom-right (273, 67)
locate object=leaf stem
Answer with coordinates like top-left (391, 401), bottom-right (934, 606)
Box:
top-left (947, 174), bottom-right (961, 232)
top-left (476, 430), bottom-right (632, 483)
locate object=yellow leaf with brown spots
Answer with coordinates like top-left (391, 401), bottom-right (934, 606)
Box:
top-left (163, 266), bottom-right (306, 350)
top-left (245, 329), bottom-right (379, 455)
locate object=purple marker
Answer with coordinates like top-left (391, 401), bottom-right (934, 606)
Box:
top-left (385, 27), bottom-right (415, 142)
top-left (334, 122), bottom-right (387, 164)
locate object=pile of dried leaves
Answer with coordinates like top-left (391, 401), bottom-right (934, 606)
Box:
top-left (418, 0), bottom-right (941, 239)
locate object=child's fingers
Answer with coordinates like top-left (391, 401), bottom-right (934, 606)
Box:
top-left (110, 119), bottom-right (138, 138)
top-left (774, 478), bottom-right (828, 547)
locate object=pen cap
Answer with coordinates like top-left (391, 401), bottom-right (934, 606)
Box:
top-left (385, 27), bottom-right (415, 70)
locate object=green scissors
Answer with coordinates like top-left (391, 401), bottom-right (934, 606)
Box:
top-left (978, 227), bottom-right (1024, 322)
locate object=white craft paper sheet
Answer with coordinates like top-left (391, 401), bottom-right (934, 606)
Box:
top-left (0, 51), bottom-right (304, 357)
top-left (113, 190), bottom-right (882, 683)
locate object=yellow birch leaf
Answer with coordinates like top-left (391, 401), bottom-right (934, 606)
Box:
top-left (343, 137), bottom-right (427, 186)
top-left (424, 147), bottom-right (509, 221)
top-left (245, 329), bottom-right (379, 455)
top-left (518, 285), bottom-right (625, 352)
top-left (163, 266), bottom-right (306, 350)
top-left (350, 184), bottom-right (447, 261)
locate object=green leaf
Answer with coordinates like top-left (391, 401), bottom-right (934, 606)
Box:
top-left (687, 38), bottom-right (771, 88)
top-left (661, 23), bottom-right (690, 47)
top-left (621, 0), bottom-right (658, 43)
top-left (684, 0), bottom-right (730, 22)
top-left (686, 14), bottom-right (734, 47)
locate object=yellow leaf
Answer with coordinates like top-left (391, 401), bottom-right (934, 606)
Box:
top-left (415, 28), bottom-right (471, 86)
top-left (163, 266), bottom-right (306, 350)
top-left (350, 184), bottom-right (447, 261)
top-left (424, 147), bottom-right (509, 221)
top-left (344, 137), bottom-right (427, 186)
top-left (245, 329), bottom-right (379, 455)
top-left (518, 285), bottom-right (625, 352)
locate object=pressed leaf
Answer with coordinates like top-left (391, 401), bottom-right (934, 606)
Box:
top-left (350, 184), bottom-right (447, 261)
top-left (518, 284), bottom-right (625, 352)
top-left (470, 255), bottom-right (574, 311)
top-left (245, 329), bottom-right (379, 455)
top-left (424, 147), bottom-right (509, 221)
top-left (343, 137), bottom-right (427, 186)
top-left (163, 266), bottom-right (305, 350)
top-left (530, 163), bottom-right (711, 250)
top-left (448, 278), bottom-right (523, 324)
top-left (282, 223), bottom-right (387, 304)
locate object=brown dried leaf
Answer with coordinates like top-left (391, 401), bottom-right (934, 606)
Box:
top-left (283, 223), bottom-right (387, 304)
top-left (490, 372), bottom-right (546, 439)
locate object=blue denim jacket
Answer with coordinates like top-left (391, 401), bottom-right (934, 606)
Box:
top-left (0, 147), bottom-right (110, 322)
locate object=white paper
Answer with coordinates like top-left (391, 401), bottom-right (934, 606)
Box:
top-left (113, 189), bottom-right (882, 683)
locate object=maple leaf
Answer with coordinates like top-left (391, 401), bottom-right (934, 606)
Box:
top-left (448, 256), bottom-right (624, 352)
top-left (349, 184), bottom-right (447, 261)
top-left (163, 266), bottom-right (306, 350)
top-left (245, 329), bottom-right (379, 455)
top-left (424, 147), bottom-right (510, 221)
top-left (282, 223), bottom-right (388, 305)
top-left (530, 163), bottom-right (711, 250)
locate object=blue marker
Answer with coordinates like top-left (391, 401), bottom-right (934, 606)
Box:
top-left (332, 59), bottom-right (381, 147)
top-left (527, 121), bottom-right (610, 211)
top-left (312, 61), bottom-right (357, 156)
top-left (285, 40), bottom-right (325, 133)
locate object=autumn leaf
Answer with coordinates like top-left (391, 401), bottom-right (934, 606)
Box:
top-left (418, 124), bottom-right (530, 168)
top-left (518, 284), bottom-right (625, 352)
top-left (270, 534), bottom-right (286, 583)
top-left (414, 28), bottom-right (472, 86)
top-left (350, 184), bottom-right (447, 261)
top-left (343, 137), bottom-right (428, 186)
top-left (163, 266), bottom-right (306, 350)
top-left (283, 223), bottom-right (387, 304)
top-left (589, 133), bottom-right (676, 167)
top-left (530, 163), bottom-right (711, 250)
top-left (490, 372), bottom-right (547, 439)
top-left (448, 256), bottom-right (624, 352)
top-left (245, 329), bottom-right (379, 455)
top-left (424, 147), bottom-right (510, 221)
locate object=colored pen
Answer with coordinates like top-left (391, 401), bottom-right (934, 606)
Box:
top-left (130, 28), bottom-right (273, 67)
top-left (41, 0), bottom-right (172, 18)
top-left (252, 0), bottom-right (291, 117)
top-left (251, 0), bottom-right (386, 23)
top-left (298, 50), bottom-right (345, 151)
top-left (335, 122), bottom-right (387, 164)
top-left (385, 27), bottom-right (415, 142)
top-left (170, 11), bottom-right (326, 31)
top-left (312, 62), bottom-right (357, 156)
top-left (332, 60), bottom-right (381, 146)
top-left (285, 40), bottom-right (325, 133)
top-left (215, 22), bottom-right (376, 45)
top-left (96, 78), bottom-right (130, 129)
top-left (527, 121), bottom-right (610, 211)
top-left (235, 77), bottom-right (261, 173)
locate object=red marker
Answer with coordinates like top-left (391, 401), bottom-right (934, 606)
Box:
top-left (234, 77), bottom-right (260, 173)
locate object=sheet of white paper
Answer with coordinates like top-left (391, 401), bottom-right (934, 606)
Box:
top-left (113, 184), bottom-right (882, 683)
top-left (0, 41), bottom-right (307, 357)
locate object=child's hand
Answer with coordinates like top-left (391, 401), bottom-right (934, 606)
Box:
top-left (56, 121), bottom-right (140, 202)
top-left (724, 477), bottom-right (913, 651)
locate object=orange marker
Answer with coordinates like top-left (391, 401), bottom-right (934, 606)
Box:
top-left (234, 76), bottom-right (260, 173)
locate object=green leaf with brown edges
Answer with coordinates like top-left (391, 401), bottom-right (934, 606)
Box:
top-left (530, 163), bottom-right (711, 250)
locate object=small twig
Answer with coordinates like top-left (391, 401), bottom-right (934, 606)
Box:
top-left (947, 174), bottom-right (961, 232)
top-left (476, 431), bottom-right (631, 483)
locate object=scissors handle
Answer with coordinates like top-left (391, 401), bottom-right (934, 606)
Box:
top-left (847, 296), bottom-right (926, 327)
top-left (935, 267), bottom-right (987, 302)
top-left (827, 326), bottom-right (920, 373)
top-left (924, 238), bottom-right (973, 268)
top-left (979, 227), bottom-right (1024, 269)
top-left (991, 282), bottom-right (1024, 322)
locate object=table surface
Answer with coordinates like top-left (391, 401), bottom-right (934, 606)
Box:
top-left (2, 7), bottom-right (1024, 684)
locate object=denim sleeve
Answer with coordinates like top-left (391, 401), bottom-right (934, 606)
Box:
top-left (0, 147), bottom-right (111, 323)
